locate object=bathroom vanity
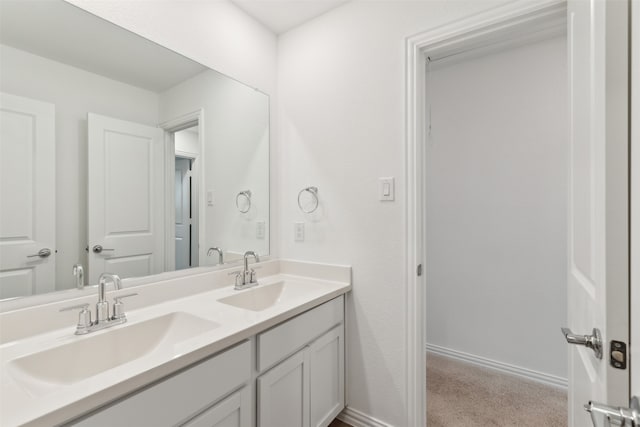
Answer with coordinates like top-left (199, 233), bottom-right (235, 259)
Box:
top-left (0, 260), bottom-right (351, 427)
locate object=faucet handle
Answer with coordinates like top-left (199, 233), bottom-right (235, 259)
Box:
top-left (112, 293), bottom-right (138, 320)
top-left (60, 303), bottom-right (92, 332)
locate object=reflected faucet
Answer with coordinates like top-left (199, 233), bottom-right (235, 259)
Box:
top-left (207, 247), bottom-right (224, 265)
top-left (72, 264), bottom-right (84, 289)
top-left (97, 273), bottom-right (122, 323)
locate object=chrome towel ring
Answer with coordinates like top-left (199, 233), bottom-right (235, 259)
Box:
top-left (298, 186), bottom-right (319, 213)
top-left (236, 190), bottom-right (252, 213)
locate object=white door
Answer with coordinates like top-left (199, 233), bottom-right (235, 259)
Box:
top-left (257, 349), bottom-right (310, 427)
top-left (87, 113), bottom-right (164, 285)
top-left (175, 157), bottom-right (191, 270)
top-left (0, 93), bottom-right (55, 298)
top-left (566, 0), bottom-right (630, 425)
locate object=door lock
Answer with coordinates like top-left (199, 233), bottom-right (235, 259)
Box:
top-left (585, 396), bottom-right (640, 427)
top-left (561, 327), bottom-right (603, 359)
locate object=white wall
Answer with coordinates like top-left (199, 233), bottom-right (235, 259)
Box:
top-left (277, 1), bottom-right (512, 425)
top-left (0, 44), bottom-right (159, 290)
top-left (174, 128), bottom-right (199, 155)
top-left (160, 70), bottom-right (270, 260)
top-left (425, 37), bottom-right (568, 381)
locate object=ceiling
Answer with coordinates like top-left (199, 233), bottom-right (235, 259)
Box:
top-left (0, 0), bottom-right (207, 93)
top-left (231, 0), bottom-right (350, 34)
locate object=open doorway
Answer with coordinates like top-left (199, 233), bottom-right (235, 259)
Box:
top-left (417, 10), bottom-right (570, 427)
top-left (173, 125), bottom-right (200, 270)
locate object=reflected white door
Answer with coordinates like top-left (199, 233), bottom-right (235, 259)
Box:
top-left (87, 113), bottom-right (164, 285)
top-left (175, 157), bottom-right (191, 270)
top-left (567, 0), bottom-right (630, 425)
top-left (0, 93), bottom-right (55, 298)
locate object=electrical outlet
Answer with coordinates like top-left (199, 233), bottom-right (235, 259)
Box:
top-left (294, 222), bottom-right (305, 242)
top-left (256, 221), bottom-right (265, 239)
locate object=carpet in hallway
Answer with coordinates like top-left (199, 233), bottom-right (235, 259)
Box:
top-left (427, 354), bottom-right (567, 427)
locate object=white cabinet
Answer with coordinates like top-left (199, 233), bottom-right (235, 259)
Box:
top-left (256, 296), bottom-right (345, 427)
top-left (257, 349), bottom-right (310, 427)
top-left (182, 387), bottom-right (251, 427)
top-left (309, 326), bottom-right (344, 427)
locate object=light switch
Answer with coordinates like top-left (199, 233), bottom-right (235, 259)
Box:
top-left (256, 221), bottom-right (265, 239)
top-left (294, 222), bottom-right (305, 242)
top-left (379, 177), bottom-right (395, 201)
top-left (207, 190), bottom-right (214, 206)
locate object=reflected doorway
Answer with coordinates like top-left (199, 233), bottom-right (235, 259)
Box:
top-left (174, 125), bottom-right (200, 270)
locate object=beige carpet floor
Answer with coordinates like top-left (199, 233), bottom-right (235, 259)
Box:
top-left (427, 354), bottom-right (567, 427)
top-left (330, 354), bottom-right (566, 427)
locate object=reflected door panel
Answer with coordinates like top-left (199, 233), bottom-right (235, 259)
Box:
top-left (87, 113), bottom-right (164, 285)
top-left (0, 92), bottom-right (55, 298)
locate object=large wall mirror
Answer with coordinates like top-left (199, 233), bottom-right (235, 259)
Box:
top-left (0, 0), bottom-right (270, 301)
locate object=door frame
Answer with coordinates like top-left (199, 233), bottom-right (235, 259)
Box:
top-left (631, 0), bottom-right (639, 398)
top-left (159, 109), bottom-right (204, 272)
top-left (404, 1), bottom-right (568, 424)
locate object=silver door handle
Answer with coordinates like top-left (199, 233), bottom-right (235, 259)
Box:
top-left (585, 396), bottom-right (640, 427)
top-left (561, 327), bottom-right (603, 359)
top-left (92, 245), bottom-right (114, 254)
top-left (27, 248), bottom-right (52, 258)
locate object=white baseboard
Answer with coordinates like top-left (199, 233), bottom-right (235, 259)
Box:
top-left (337, 407), bottom-right (392, 427)
top-left (426, 343), bottom-right (568, 389)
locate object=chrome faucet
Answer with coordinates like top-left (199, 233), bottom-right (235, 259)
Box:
top-left (207, 247), bottom-right (224, 265)
top-left (232, 251), bottom-right (260, 290)
top-left (72, 264), bottom-right (84, 289)
top-left (60, 272), bottom-right (137, 335)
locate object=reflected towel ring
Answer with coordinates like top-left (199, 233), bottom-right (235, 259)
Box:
top-left (236, 190), bottom-right (252, 213)
top-left (298, 186), bottom-right (319, 213)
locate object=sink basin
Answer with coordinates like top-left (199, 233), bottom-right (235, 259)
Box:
top-left (9, 312), bottom-right (219, 395)
top-left (218, 281), bottom-right (287, 312)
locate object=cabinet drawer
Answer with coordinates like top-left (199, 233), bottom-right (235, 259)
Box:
top-left (257, 296), bottom-right (343, 372)
top-left (69, 340), bottom-right (251, 427)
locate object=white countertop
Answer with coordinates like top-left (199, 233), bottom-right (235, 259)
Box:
top-left (0, 260), bottom-right (351, 427)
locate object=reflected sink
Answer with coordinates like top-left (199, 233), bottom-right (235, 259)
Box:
top-left (9, 312), bottom-right (219, 395)
top-left (218, 281), bottom-right (286, 312)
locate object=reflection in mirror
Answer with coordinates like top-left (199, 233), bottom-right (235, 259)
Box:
top-left (0, 0), bottom-right (269, 300)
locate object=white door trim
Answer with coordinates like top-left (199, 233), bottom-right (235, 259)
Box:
top-left (404, 1), bottom-right (566, 424)
top-left (631, 0), bottom-right (639, 398)
top-left (159, 109), bottom-right (204, 272)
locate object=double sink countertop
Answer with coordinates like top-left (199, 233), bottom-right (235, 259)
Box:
top-left (0, 260), bottom-right (351, 427)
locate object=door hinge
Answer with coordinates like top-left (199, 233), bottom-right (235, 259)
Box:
top-left (417, 264), bottom-right (423, 276)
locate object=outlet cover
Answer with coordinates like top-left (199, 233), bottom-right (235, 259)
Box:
top-left (294, 222), bottom-right (305, 242)
top-left (256, 221), bottom-right (265, 239)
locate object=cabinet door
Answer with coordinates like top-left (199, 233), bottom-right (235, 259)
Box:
top-left (182, 387), bottom-right (251, 427)
top-left (257, 348), bottom-right (309, 427)
top-left (309, 326), bottom-right (344, 427)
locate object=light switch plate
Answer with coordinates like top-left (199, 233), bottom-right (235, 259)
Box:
top-left (379, 177), bottom-right (395, 201)
top-left (207, 190), bottom-right (214, 206)
top-left (294, 222), bottom-right (305, 242)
